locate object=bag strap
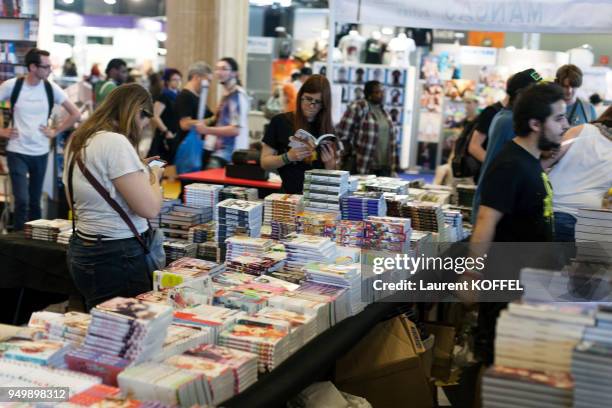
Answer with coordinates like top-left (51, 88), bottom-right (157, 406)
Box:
top-left (43, 80), bottom-right (54, 119)
top-left (578, 99), bottom-right (592, 122)
top-left (9, 77), bottom-right (25, 124)
top-left (67, 156), bottom-right (77, 234)
top-left (72, 154), bottom-right (149, 252)
top-left (568, 101), bottom-right (579, 124)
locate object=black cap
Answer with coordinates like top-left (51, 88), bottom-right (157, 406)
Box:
top-left (506, 68), bottom-right (542, 98)
top-left (300, 67), bottom-right (312, 76)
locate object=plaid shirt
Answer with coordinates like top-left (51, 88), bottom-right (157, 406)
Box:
top-left (336, 99), bottom-right (397, 175)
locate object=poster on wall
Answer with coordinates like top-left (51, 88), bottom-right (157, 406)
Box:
top-left (417, 112), bottom-right (442, 143)
top-left (441, 79), bottom-right (476, 164)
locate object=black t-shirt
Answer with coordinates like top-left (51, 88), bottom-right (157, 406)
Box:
top-left (474, 101), bottom-right (503, 149)
top-left (480, 141), bottom-right (554, 242)
top-left (364, 39), bottom-right (385, 64)
top-left (262, 112), bottom-right (324, 194)
top-left (156, 92), bottom-right (178, 133)
top-left (174, 89), bottom-right (213, 144)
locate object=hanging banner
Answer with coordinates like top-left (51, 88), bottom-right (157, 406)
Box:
top-left (334, 0), bottom-right (612, 34)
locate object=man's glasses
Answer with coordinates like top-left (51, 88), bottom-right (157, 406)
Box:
top-left (301, 96), bottom-right (323, 107)
top-left (36, 64), bottom-right (51, 70)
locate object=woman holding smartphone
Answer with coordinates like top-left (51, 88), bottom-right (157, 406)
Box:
top-left (260, 75), bottom-right (338, 194)
top-left (63, 83), bottom-right (164, 310)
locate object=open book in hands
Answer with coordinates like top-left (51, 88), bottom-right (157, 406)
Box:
top-left (289, 129), bottom-right (343, 151)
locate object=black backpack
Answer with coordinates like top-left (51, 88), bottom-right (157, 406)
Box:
top-left (451, 119), bottom-right (480, 178)
top-left (10, 77), bottom-right (54, 122)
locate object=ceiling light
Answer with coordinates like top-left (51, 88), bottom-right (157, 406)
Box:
top-left (62, 0), bottom-right (74, 4)
top-left (104, 0), bottom-right (117, 5)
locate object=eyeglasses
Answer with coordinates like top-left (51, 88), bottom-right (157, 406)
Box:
top-left (301, 96), bottom-right (323, 107)
top-left (36, 64), bottom-right (51, 70)
top-left (140, 109), bottom-right (153, 119)
top-left (215, 67), bottom-right (233, 72)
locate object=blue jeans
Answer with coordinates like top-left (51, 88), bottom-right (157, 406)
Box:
top-left (7, 152), bottom-right (48, 231)
top-left (67, 235), bottom-right (152, 310)
top-left (554, 211), bottom-right (577, 242)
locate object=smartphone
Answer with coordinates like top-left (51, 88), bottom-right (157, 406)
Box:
top-left (148, 159), bottom-right (167, 168)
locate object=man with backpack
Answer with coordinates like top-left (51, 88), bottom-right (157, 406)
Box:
top-left (555, 64), bottom-right (596, 126)
top-left (0, 48), bottom-right (80, 230)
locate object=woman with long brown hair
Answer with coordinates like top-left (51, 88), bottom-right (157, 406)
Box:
top-left (260, 74), bottom-right (338, 193)
top-left (62, 83), bottom-right (163, 309)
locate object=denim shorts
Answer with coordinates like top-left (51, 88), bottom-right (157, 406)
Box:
top-left (67, 234), bottom-right (152, 310)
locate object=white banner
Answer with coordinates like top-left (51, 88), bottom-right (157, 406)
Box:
top-left (334, 0), bottom-right (612, 33)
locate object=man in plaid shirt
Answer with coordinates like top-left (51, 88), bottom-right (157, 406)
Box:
top-left (336, 81), bottom-right (398, 175)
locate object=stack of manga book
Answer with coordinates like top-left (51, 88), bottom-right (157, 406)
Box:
top-left (340, 191), bottom-right (387, 221)
top-left (65, 297), bottom-right (173, 384)
top-left (303, 169), bottom-right (350, 213)
top-left (216, 199), bottom-right (263, 241)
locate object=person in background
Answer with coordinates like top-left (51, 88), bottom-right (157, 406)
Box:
top-left (444, 93), bottom-right (480, 185)
top-left (196, 57), bottom-right (249, 169)
top-left (336, 80), bottom-right (397, 176)
top-left (174, 62), bottom-right (214, 166)
top-left (94, 58), bottom-right (128, 107)
top-left (293, 67), bottom-right (312, 92)
top-left (63, 84), bottom-right (163, 310)
top-left (555, 64), bottom-right (596, 126)
top-left (283, 81), bottom-right (297, 113)
top-left (260, 75), bottom-right (338, 194)
top-left (62, 58), bottom-right (77, 77)
top-left (88, 64), bottom-right (102, 86)
top-left (0, 48), bottom-right (81, 230)
top-left (471, 68), bottom-right (542, 222)
top-left (542, 106), bottom-right (612, 241)
top-left (147, 68), bottom-right (182, 163)
top-left (470, 83), bottom-right (569, 366)
top-left (147, 71), bottom-right (163, 100)
top-left (590, 93), bottom-right (607, 117)
top-left (468, 90), bottom-right (507, 183)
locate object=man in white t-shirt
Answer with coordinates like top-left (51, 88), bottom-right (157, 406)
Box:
top-left (0, 48), bottom-right (80, 230)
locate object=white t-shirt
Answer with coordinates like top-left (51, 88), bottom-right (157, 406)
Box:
top-left (388, 35), bottom-right (416, 67)
top-left (62, 131), bottom-right (148, 239)
top-left (0, 77), bottom-right (67, 156)
top-left (549, 124), bottom-right (612, 216)
top-left (339, 34), bottom-right (365, 63)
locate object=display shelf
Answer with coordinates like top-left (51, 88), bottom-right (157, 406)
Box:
top-left (0, 16), bottom-right (38, 20)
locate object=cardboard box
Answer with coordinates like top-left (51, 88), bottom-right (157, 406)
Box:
top-left (424, 322), bottom-right (456, 381)
top-left (335, 317), bottom-right (434, 408)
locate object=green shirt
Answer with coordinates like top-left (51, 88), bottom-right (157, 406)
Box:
top-left (371, 103), bottom-right (390, 168)
top-left (94, 80), bottom-right (117, 107)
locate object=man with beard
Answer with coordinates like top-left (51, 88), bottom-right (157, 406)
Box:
top-left (469, 83), bottom-right (569, 365)
top-left (471, 68), bottom-right (542, 222)
top-left (472, 83), bottom-right (568, 243)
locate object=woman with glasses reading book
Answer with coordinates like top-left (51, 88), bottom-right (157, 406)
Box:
top-left (261, 75), bottom-right (339, 193)
top-left (62, 84), bottom-right (164, 310)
